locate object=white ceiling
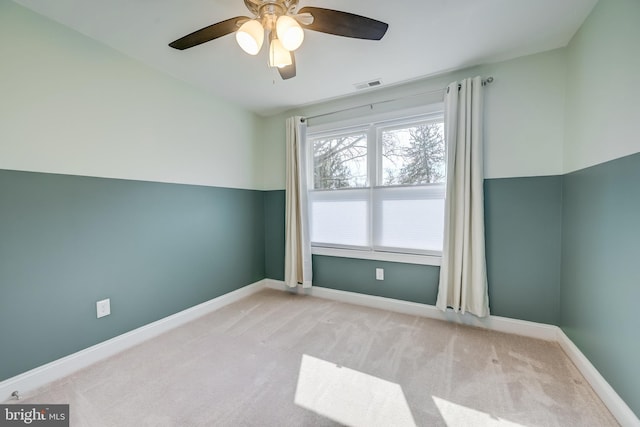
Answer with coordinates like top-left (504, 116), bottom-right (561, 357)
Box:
top-left (13, 0), bottom-right (597, 116)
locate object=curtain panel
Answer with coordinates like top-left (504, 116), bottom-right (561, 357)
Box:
top-left (284, 116), bottom-right (312, 288)
top-left (436, 77), bottom-right (490, 317)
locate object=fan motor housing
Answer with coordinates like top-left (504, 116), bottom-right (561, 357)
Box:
top-left (244, 0), bottom-right (299, 17)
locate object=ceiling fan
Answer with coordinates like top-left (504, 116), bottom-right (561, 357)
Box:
top-left (169, 0), bottom-right (389, 80)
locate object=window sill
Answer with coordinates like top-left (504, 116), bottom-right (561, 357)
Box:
top-left (311, 247), bottom-right (441, 266)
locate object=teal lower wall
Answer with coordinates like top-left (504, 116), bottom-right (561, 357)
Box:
top-left (561, 153), bottom-right (640, 418)
top-left (0, 170), bottom-right (265, 382)
top-left (484, 176), bottom-right (563, 325)
top-left (313, 256), bottom-right (440, 304)
top-left (264, 190), bottom-right (285, 281)
top-left (264, 176), bottom-right (563, 325)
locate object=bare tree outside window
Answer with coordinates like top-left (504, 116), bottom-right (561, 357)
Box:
top-left (382, 121), bottom-right (445, 185)
top-left (312, 133), bottom-right (368, 189)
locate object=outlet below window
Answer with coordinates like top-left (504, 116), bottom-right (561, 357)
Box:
top-left (376, 268), bottom-right (384, 281)
top-left (96, 299), bottom-right (111, 318)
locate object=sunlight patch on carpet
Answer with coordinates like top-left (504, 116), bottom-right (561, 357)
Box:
top-left (294, 354), bottom-right (416, 427)
top-left (433, 396), bottom-right (526, 426)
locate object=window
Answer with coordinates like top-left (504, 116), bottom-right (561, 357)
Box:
top-left (306, 110), bottom-right (445, 263)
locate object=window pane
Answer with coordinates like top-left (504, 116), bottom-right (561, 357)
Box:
top-left (312, 133), bottom-right (368, 189)
top-left (373, 186), bottom-right (444, 253)
top-left (306, 111), bottom-right (446, 256)
top-left (381, 121), bottom-right (445, 186)
top-left (376, 199), bottom-right (444, 252)
top-left (309, 190), bottom-right (369, 248)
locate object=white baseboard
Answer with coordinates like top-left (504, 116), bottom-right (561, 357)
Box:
top-left (0, 280), bottom-right (266, 403)
top-left (264, 279), bottom-right (557, 341)
top-left (264, 279), bottom-right (639, 426)
top-left (556, 329), bottom-right (640, 427)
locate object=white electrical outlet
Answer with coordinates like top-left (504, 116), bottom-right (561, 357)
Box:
top-left (376, 268), bottom-right (384, 281)
top-left (96, 299), bottom-right (111, 318)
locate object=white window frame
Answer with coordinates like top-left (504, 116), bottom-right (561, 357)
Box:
top-left (305, 104), bottom-right (445, 267)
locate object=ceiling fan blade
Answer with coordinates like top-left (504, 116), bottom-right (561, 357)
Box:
top-left (298, 7), bottom-right (388, 40)
top-left (169, 17), bottom-right (249, 50)
top-left (278, 52), bottom-right (296, 80)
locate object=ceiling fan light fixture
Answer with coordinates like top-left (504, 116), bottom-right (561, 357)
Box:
top-left (236, 19), bottom-right (264, 55)
top-left (276, 15), bottom-right (304, 51)
top-left (269, 38), bottom-right (292, 68)
top-left (169, 2), bottom-right (390, 80)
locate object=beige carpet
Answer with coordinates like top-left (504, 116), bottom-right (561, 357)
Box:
top-left (12, 288), bottom-right (617, 426)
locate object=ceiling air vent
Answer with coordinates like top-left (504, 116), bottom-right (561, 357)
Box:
top-left (354, 79), bottom-right (383, 90)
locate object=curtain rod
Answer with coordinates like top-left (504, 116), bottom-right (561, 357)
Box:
top-left (301, 76), bottom-right (494, 123)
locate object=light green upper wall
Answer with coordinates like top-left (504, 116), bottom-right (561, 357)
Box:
top-left (0, 1), bottom-right (266, 191)
top-left (564, 0), bottom-right (640, 173)
top-left (7, 0), bottom-right (639, 190)
top-left (260, 49), bottom-right (568, 190)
